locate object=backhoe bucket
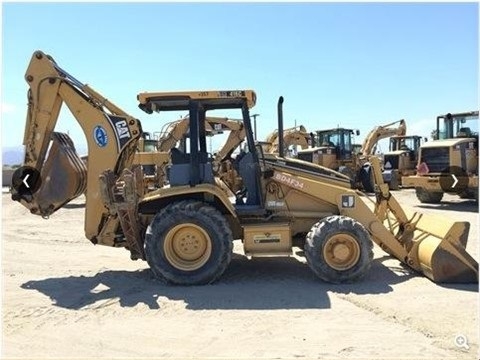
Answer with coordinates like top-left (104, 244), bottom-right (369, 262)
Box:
top-left (16, 132), bottom-right (87, 217)
top-left (398, 211), bottom-right (478, 283)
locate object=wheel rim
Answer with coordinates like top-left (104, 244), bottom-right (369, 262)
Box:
top-left (164, 223), bottom-right (212, 271)
top-left (323, 234), bottom-right (361, 271)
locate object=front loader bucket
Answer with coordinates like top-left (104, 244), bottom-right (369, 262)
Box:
top-left (396, 211), bottom-right (478, 283)
top-left (416, 222), bottom-right (478, 283)
top-left (13, 132), bottom-right (87, 217)
top-left (369, 155), bottom-right (478, 284)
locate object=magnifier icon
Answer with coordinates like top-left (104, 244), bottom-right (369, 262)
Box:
top-left (454, 334), bottom-right (469, 350)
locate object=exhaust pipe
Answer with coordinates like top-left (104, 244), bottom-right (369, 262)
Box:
top-left (277, 96), bottom-right (284, 157)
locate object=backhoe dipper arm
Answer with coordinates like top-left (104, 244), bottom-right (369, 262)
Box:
top-left (156, 116), bottom-right (245, 160)
top-left (264, 125), bottom-right (311, 154)
top-left (204, 117), bottom-right (245, 161)
top-left (12, 50), bottom-right (142, 245)
top-left (157, 119), bottom-right (190, 152)
top-left (361, 119), bottom-right (406, 155)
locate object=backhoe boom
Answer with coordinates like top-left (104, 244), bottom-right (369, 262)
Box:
top-left (12, 50), bottom-right (142, 245)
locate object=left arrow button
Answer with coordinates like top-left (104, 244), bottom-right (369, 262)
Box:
top-left (10, 166), bottom-right (42, 198)
top-left (22, 174), bottom-right (31, 188)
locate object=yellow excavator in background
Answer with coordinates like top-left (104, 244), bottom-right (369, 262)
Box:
top-left (263, 125), bottom-right (312, 155)
top-left (359, 119), bottom-right (407, 156)
top-left (10, 50), bottom-right (478, 286)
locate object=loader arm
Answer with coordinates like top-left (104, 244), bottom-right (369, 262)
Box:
top-left (11, 50), bottom-right (142, 245)
top-left (361, 119), bottom-right (407, 155)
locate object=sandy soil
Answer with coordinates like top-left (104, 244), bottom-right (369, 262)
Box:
top-left (1, 189), bottom-right (478, 359)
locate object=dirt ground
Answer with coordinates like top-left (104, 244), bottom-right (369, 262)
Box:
top-left (1, 189), bottom-right (478, 359)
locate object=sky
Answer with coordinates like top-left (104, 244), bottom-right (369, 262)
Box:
top-left (1, 2), bottom-right (479, 155)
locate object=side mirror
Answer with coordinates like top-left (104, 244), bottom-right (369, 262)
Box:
top-left (356, 130), bottom-right (360, 136)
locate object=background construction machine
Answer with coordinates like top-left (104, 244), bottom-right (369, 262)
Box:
top-left (263, 125), bottom-right (312, 155)
top-left (296, 120), bottom-right (406, 192)
top-left (402, 111), bottom-right (479, 203)
top-left (10, 50), bottom-right (478, 287)
top-left (382, 135), bottom-right (427, 190)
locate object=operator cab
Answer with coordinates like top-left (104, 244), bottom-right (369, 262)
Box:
top-left (138, 90), bottom-right (265, 212)
top-left (314, 128), bottom-right (358, 160)
top-left (389, 135), bottom-right (424, 161)
top-left (436, 111), bottom-right (479, 140)
top-left (297, 128), bottom-right (358, 162)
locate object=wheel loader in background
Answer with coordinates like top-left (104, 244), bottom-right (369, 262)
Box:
top-left (402, 111), bottom-right (479, 203)
top-left (382, 135), bottom-right (427, 190)
top-left (296, 119), bottom-right (406, 192)
top-left (10, 50), bottom-right (478, 286)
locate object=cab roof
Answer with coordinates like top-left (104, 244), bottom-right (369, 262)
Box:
top-left (137, 90), bottom-right (257, 113)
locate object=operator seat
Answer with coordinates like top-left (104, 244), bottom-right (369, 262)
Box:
top-left (457, 127), bottom-right (472, 138)
top-left (234, 151), bottom-right (263, 207)
top-left (170, 147), bottom-right (188, 164)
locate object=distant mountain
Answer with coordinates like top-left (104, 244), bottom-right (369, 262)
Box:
top-left (2, 147), bottom-right (24, 166)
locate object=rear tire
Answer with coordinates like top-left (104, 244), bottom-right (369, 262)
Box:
top-left (415, 187), bottom-right (443, 204)
top-left (145, 200), bottom-right (233, 285)
top-left (458, 190), bottom-right (478, 200)
top-left (305, 215), bottom-right (374, 283)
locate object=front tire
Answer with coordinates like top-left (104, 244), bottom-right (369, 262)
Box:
top-left (145, 200), bottom-right (233, 285)
top-left (415, 187), bottom-right (443, 204)
top-left (305, 215), bottom-right (373, 283)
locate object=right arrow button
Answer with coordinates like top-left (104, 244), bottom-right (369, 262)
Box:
top-left (439, 166), bottom-right (469, 194)
top-left (451, 174), bottom-right (458, 188)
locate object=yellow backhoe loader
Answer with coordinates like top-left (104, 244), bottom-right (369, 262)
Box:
top-left (402, 111), bottom-right (479, 203)
top-left (10, 50), bottom-right (478, 286)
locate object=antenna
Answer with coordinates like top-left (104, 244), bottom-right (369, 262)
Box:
top-left (251, 114), bottom-right (260, 140)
